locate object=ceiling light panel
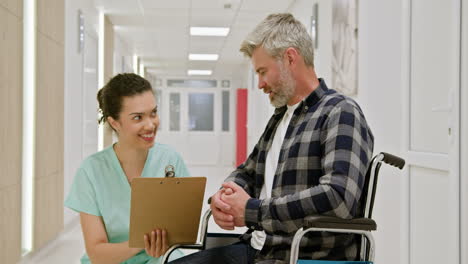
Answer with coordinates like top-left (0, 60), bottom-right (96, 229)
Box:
top-left (189, 54), bottom-right (219, 61)
top-left (190, 27), bottom-right (230, 36)
top-left (188, 70), bottom-right (212, 75)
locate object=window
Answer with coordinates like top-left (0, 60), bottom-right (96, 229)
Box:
top-left (169, 93), bottom-right (180, 131)
top-left (188, 93), bottom-right (214, 131)
top-left (222, 91), bottom-right (230, 131)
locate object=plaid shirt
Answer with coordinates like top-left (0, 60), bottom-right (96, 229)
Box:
top-left (226, 79), bottom-right (374, 263)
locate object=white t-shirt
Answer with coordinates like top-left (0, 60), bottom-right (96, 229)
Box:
top-left (250, 101), bottom-right (301, 250)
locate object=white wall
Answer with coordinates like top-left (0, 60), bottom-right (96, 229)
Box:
top-left (113, 34), bottom-right (134, 74)
top-left (289, 0), bottom-right (333, 83)
top-left (357, 1), bottom-right (404, 263)
top-left (64, 0), bottom-right (99, 226)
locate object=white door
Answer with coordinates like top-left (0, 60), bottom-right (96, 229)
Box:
top-left (157, 86), bottom-right (235, 169)
top-left (402, 0), bottom-right (461, 263)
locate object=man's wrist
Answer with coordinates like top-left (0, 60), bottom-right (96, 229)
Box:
top-left (244, 198), bottom-right (263, 231)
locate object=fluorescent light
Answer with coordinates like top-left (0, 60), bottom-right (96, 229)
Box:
top-left (190, 27), bottom-right (230, 36)
top-left (22, 0), bottom-right (36, 254)
top-left (189, 54), bottom-right (219, 61)
top-left (188, 70), bottom-right (213, 76)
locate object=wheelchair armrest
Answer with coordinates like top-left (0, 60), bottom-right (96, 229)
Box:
top-left (161, 243), bottom-right (204, 263)
top-left (290, 217), bottom-right (377, 264)
top-left (303, 216), bottom-right (377, 231)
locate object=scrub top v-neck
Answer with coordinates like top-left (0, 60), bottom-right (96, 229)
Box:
top-left (65, 143), bottom-right (189, 264)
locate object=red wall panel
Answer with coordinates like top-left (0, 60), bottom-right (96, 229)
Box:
top-left (236, 89), bottom-right (248, 167)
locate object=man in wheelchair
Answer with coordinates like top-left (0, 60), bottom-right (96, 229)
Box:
top-left (169, 13), bottom-right (374, 264)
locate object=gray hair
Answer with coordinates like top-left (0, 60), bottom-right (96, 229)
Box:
top-left (240, 13), bottom-right (314, 67)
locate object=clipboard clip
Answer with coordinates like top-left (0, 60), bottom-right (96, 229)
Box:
top-left (165, 165), bottom-right (175, 177)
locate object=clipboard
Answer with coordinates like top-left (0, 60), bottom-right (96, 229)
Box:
top-left (128, 177), bottom-right (207, 248)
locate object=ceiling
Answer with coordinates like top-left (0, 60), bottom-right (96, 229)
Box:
top-left (93, 0), bottom-right (296, 78)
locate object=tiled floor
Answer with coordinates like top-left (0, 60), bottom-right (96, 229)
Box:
top-left (19, 218), bottom-right (85, 264)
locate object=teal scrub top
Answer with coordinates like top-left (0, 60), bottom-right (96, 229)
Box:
top-left (65, 143), bottom-right (189, 264)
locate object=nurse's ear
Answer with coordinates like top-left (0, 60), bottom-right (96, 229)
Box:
top-left (107, 116), bottom-right (121, 134)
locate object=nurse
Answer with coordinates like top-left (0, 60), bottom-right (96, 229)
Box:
top-left (65, 73), bottom-right (189, 264)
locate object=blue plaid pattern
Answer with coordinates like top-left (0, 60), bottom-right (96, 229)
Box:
top-left (226, 79), bottom-right (374, 263)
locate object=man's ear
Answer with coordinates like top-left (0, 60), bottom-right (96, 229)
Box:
top-left (107, 116), bottom-right (120, 132)
top-left (284, 47), bottom-right (299, 66)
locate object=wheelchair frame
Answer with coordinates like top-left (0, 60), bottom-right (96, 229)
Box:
top-left (289, 152), bottom-right (405, 263)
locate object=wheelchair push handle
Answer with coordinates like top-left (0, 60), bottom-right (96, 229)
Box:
top-left (381, 152), bottom-right (405, 169)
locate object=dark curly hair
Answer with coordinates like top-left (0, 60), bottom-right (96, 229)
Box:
top-left (97, 73), bottom-right (153, 124)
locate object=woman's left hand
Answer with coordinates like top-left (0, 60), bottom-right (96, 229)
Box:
top-left (143, 228), bottom-right (169, 258)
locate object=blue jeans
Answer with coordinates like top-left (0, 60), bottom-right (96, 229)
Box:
top-left (168, 241), bottom-right (258, 264)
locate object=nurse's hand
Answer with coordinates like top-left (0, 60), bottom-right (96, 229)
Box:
top-left (143, 229), bottom-right (169, 258)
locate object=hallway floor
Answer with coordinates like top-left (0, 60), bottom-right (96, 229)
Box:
top-left (19, 219), bottom-right (85, 264)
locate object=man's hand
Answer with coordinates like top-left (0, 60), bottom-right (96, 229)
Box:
top-left (210, 188), bottom-right (235, 230)
top-left (220, 181), bottom-right (251, 227)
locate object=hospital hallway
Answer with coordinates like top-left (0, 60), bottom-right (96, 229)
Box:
top-left (1, 0), bottom-right (468, 264)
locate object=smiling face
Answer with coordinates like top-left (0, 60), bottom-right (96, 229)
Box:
top-left (108, 90), bottom-right (159, 150)
top-left (252, 46), bottom-right (296, 108)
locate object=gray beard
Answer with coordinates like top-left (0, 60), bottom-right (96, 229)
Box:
top-left (270, 64), bottom-right (296, 108)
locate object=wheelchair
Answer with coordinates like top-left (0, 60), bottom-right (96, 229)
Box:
top-left (162, 152), bottom-right (405, 264)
